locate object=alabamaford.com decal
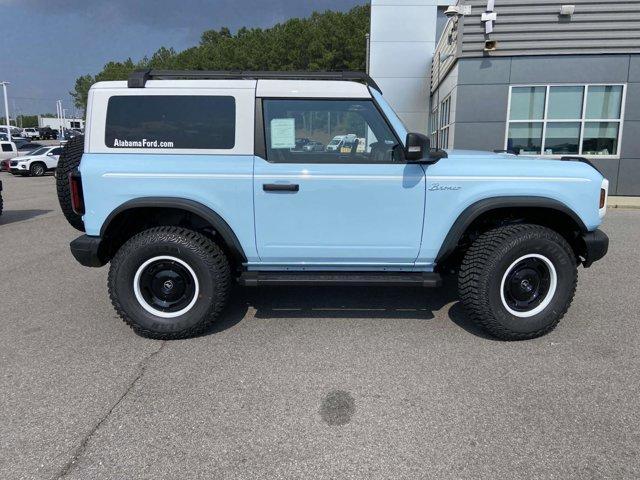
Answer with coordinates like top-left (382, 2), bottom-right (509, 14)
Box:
top-left (112, 138), bottom-right (175, 148)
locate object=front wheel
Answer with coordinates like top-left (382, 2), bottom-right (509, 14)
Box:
top-left (108, 227), bottom-right (231, 339)
top-left (29, 162), bottom-right (45, 177)
top-left (458, 224), bottom-right (577, 341)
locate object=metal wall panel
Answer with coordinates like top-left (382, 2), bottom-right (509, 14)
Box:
top-left (370, 0), bottom-right (440, 133)
top-left (459, 0), bottom-right (640, 57)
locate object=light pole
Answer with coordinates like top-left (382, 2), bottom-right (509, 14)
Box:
top-left (1, 81), bottom-right (11, 141)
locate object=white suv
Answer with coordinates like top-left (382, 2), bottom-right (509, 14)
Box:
top-left (9, 145), bottom-right (63, 176)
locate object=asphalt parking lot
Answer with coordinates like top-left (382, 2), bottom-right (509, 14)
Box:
top-left (1, 173), bottom-right (639, 480)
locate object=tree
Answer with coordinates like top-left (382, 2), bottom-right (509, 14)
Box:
top-left (71, 4), bottom-right (370, 112)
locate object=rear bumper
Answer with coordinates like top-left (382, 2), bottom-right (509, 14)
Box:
top-left (70, 235), bottom-right (107, 267)
top-left (580, 229), bottom-right (609, 268)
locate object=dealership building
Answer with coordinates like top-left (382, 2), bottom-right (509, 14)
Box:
top-left (369, 0), bottom-right (640, 195)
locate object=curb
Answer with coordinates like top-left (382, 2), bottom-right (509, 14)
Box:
top-left (608, 197), bottom-right (640, 210)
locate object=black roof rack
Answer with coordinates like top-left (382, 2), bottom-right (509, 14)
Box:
top-left (128, 69), bottom-right (382, 93)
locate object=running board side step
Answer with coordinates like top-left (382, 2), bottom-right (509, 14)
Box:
top-left (239, 272), bottom-right (442, 288)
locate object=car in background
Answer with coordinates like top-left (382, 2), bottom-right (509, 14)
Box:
top-left (61, 129), bottom-right (82, 140)
top-left (11, 138), bottom-right (32, 150)
top-left (38, 127), bottom-right (58, 140)
top-left (18, 141), bottom-right (43, 154)
top-left (293, 138), bottom-right (311, 151)
top-left (9, 145), bottom-right (63, 176)
top-left (22, 127), bottom-right (40, 139)
top-left (0, 141), bottom-right (17, 163)
top-left (325, 134), bottom-right (357, 152)
top-left (302, 140), bottom-right (325, 152)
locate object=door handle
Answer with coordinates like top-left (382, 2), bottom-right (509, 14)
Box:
top-left (263, 183), bottom-right (299, 192)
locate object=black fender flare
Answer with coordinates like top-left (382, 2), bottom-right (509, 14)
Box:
top-left (100, 197), bottom-right (247, 264)
top-left (435, 196), bottom-right (588, 264)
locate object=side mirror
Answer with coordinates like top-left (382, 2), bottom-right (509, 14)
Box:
top-left (405, 133), bottom-right (430, 161)
top-left (404, 133), bottom-right (447, 163)
top-left (47, 152), bottom-right (53, 156)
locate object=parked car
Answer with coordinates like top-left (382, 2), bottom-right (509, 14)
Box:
top-left (0, 139), bottom-right (42, 172)
top-left (60, 70), bottom-right (609, 341)
top-left (11, 138), bottom-right (32, 150)
top-left (22, 127), bottom-right (40, 139)
top-left (325, 133), bottom-right (357, 152)
top-left (292, 138), bottom-right (311, 151)
top-left (38, 127), bottom-right (58, 140)
top-left (302, 140), bottom-right (325, 152)
top-left (325, 135), bottom-right (346, 152)
top-left (0, 141), bottom-right (18, 164)
top-left (0, 126), bottom-right (13, 140)
top-left (17, 141), bottom-right (43, 153)
top-left (9, 145), bottom-right (63, 176)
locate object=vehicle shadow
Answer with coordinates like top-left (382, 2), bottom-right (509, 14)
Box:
top-left (226, 275), bottom-right (496, 339)
top-left (0, 209), bottom-right (52, 226)
top-left (198, 276), bottom-right (496, 340)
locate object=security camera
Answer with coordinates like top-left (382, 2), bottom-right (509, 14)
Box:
top-left (444, 5), bottom-right (471, 17)
top-left (444, 6), bottom-right (460, 17)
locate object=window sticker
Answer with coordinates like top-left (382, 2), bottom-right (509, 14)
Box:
top-left (270, 118), bottom-right (296, 149)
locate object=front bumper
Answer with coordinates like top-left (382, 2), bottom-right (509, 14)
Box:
top-left (580, 229), bottom-right (609, 268)
top-left (70, 235), bottom-right (107, 267)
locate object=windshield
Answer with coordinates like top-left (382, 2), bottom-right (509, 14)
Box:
top-left (328, 139), bottom-right (341, 145)
top-left (28, 147), bottom-right (48, 156)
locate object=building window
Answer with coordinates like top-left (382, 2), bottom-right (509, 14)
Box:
top-left (506, 84), bottom-right (625, 157)
top-left (430, 95), bottom-right (451, 149)
top-left (429, 107), bottom-right (438, 147)
top-left (439, 96), bottom-right (451, 149)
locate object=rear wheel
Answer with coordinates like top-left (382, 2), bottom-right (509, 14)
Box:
top-left (108, 227), bottom-right (231, 339)
top-left (458, 224), bottom-right (577, 340)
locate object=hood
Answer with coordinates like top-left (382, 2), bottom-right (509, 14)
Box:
top-left (16, 155), bottom-right (39, 162)
top-left (439, 149), bottom-right (605, 182)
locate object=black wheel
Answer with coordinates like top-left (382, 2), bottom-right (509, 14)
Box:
top-left (56, 135), bottom-right (85, 231)
top-left (108, 227), bottom-right (231, 339)
top-left (29, 162), bottom-right (46, 177)
top-left (458, 224), bottom-right (577, 341)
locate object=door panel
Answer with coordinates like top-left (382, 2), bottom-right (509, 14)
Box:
top-left (254, 157), bottom-right (426, 264)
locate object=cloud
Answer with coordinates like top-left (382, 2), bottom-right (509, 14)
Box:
top-left (8, 0), bottom-right (366, 31)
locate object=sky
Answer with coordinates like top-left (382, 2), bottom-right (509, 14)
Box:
top-left (0, 0), bottom-right (366, 117)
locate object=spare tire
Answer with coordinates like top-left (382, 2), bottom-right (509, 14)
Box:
top-left (56, 135), bottom-right (85, 232)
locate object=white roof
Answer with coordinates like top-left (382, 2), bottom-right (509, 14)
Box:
top-left (91, 79), bottom-right (371, 98)
top-left (256, 80), bottom-right (371, 98)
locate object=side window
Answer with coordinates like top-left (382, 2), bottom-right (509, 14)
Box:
top-left (262, 99), bottom-right (402, 163)
top-left (105, 95), bottom-right (236, 150)
top-left (1, 144), bottom-right (11, 152)
top-left (51, 148), bottom-right (63, 155)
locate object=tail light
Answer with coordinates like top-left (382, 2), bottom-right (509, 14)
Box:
top-left (599, 188), bottom-right (606, 209)
top-left (69, 169), bottom-right (85, 215)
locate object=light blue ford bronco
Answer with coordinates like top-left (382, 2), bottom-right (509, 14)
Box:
top-left (57, 70), bottom-right (609, 340)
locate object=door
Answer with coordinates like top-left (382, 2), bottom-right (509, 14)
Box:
top-left (254, 98), bottom-right (426, 266)
top-left (47, 147), bottom-right (63, 168)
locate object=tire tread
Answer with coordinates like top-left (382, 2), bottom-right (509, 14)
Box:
top-left (458, 224), bottom-right (577, 341)
top-left (108, 226), bottom-right (231, 340)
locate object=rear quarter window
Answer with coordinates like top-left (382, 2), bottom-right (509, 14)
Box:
top-left (105, 95), bottom-right (236, 150)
